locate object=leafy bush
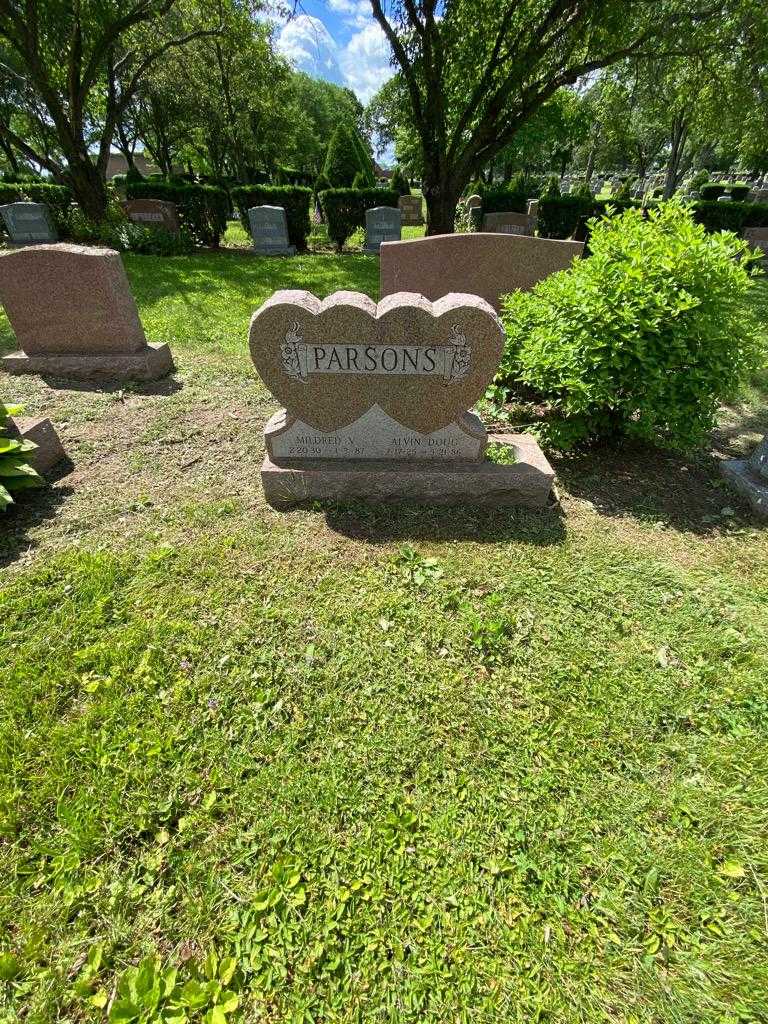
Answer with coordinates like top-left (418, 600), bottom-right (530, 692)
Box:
top-left (691, 199), bottom-right (768, 233)
top-left (390, 166), bottom-right (411, 196)
top-left (700, 182), bottom-right (725, 201)
top-left (497, 202), bottom-right (764, 450)
top-left (540, 175), bottom-right (561, 199)
top-left (319, 188), bottom-right (399, 251)
top-left (537, 194), bottom-right (594, 238)
top-left (688, 169), bottom-right (709, 192)
top-left (231, 185), bottom-right (312, 251)
top-left (729, 182), bottom-right (751, 202)
top-left (323, 124), bottom-right (364, 188)
top-left (0, 402), bottom-right (43, 511)
top-left (352, 170), bottom-right (368, 190)
top-left (126, 180), bottom-right (228, 247)
top-left (481, 185), bottom-right (527, 214)
top-left (126, 166), bottom-right (145, 184)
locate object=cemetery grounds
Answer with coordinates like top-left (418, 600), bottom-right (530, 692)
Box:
top-left (1, 232), bottom-right (767, 1022)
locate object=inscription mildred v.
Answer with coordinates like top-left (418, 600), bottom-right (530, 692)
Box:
top-left (281, 322), bottom-right (471, 384)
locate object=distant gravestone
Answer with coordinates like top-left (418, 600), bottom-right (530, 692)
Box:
top-left (248, 289), bottom-right (554, 508)
top-left (398, 194), bottom-right (424, 226)
top-left (363, 207), bottom-right (401, 253)
top-left (248, 205), bottom-right (295, 255)
top-left (380, 232), bottom-right (583, 312)
top-left (721, 433), bottom-right (768, 519)
top-left (0, 243), bottom-right (174, 381)
top-left (0, 201), bottom-right (57, 244)
top-left (744, 227), bottom-right (768, 263)
top-left (124, 198), bottom-right (180, 233)
top-left (482, 211), bottom-right (532, 236)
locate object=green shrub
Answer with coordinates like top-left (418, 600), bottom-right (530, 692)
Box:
top-left (352, 170), bottom-right (368, 190)
top-left (497, 201), bottom-right (764, 450)
top-left (481, 185), bottom-right (527, 214)
top-left (689, 199), bottom-right (768, 233)
top-left (688, 169), bottom-right (709, 192)
top-left (390, 166), bottom-right (411, 196)
top-left (231, 184), bottom-right (312, 251)
top-left (537, 194), bottom-right (593, 238)
top-left (126, 181), bottom-right (228, 247)
top-left (0, 402), bottom-right (43, 511)
top-left (318, 188), bottom-right (399, 251)
top-left (323, 125), bottom-right (364, 188)
top-left (313, 173), bottom-right (331, 196)
top-left (540, 175), bottom-right (561, 199)
top-left (126, 166), bottom-right (145, 184)
top-left (729, 182), bottom-right (751, 202)
top-left (570, 180), bottom-right (593, 200)
top-left (700, 182), bottom-right (725, 201)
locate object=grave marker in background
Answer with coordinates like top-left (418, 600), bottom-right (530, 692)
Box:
top-left (398, 194), bottom-right (424, 226)
top-left (124, 198), bottom-right (180, 233)
top-left (363, 207), bottom-right (401, 253)
top-left (248, 205), bottom-right (295, 255)
top-left (482, 211), bottom-right (532, 235)
top-left (0, 202), bottom-right (57, 244)
top-left (0, 244), bottom-right (174, 381)
top-left (379, 232), bottom-right (583, 311)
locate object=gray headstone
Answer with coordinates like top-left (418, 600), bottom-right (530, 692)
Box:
top-left (363, 207), bottom-right (401, 253)
top-left (248, 205), bottom-right (295, 256)
top-left (0, 201), bottom-right (57, 244)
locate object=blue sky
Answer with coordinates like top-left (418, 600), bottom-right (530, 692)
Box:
top-left (271, 0), bottom-right (395, 104)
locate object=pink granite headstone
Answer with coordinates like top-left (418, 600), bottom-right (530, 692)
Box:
top-left (379, 232), bottom-right (583, 311)
top-left (0, 243), bottom-right (173, 381)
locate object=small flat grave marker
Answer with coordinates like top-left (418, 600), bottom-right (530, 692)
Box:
top-left (482, 211), bottom-right (532, 236)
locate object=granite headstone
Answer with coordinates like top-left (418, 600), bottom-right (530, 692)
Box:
top-left (248, 205), bottom-right (295, 255)
top-left (363, 207), bottom-right (401, 253)
top-left (482, 211), bottom-right (532, 236)
top-left (379, 232), bottom-right (583, 311)
top-left (0, 243), bottom-right (174, 381)
top-left (124, 198), bottom-right (180, 233)
top-left (721, 433), bottom-right (768, 519)
top-left (249, 290), bottom-right (554, 507)
top-left (0, 201), bottom-right (57, 244)
top-left (398, 194), bottom-right (424, 226)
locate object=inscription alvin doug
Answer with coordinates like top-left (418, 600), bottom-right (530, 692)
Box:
top-left (280, 322), bottom-right (470, 384)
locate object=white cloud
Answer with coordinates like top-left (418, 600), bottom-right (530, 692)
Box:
top-left (328, 0), bottom-right (371, 28)
top-left (275, 15), bottom-right (342, 83)
top-left (338, 23), bottom-right (394, 103)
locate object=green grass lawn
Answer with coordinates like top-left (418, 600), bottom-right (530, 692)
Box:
top-left (1, 250), bottom-right (768, 1023)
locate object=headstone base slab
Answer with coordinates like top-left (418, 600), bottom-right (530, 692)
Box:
top-left (1, 342), bottom-right (174, 382)
top-left (253, 245), bottom-right (296, 256)
top-left (261, 432), bottom-right (554, 509)
top-left (720, 458), bottom-right (768, 519)
top-left (7, 416), bottom-right (66, 474)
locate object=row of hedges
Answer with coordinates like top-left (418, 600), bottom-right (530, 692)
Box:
top-left (231, 185), bottom-right (313, 251)
top-left (0, 181), bottom-right (72, 232)
top-left (125, 181), bottom-right (228, 247)
top-left (318, 188), bottom-right (399, 251)
top-left (535, 195), bottom-right (768, 240)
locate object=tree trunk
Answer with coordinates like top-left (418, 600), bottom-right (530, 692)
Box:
top-left (65, 155), bottom-right (108, 221)
top-left (423, 181), bottom-right (460, 235)
top-left (663, 116), bottom-right (688, 199)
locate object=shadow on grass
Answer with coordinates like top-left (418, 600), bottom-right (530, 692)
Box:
top-left (0, 463), bottom-right (74, 569)
top-left (33, 374), bottom-right (184, 398)
top-left (324, 500), bottom-right (566, 545)
top-left (551, 439), bottom-right (761, 532)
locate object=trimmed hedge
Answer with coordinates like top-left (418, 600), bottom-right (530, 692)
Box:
top-left (536, 195), bottom-right (768, 239)
top-left (318, 188), bottom-right (399, 251)
top-left (699, 182), bottom-right (725, 201)
top-left (481, 186), bottom-right (527, 215)
top-left (231, 185), bottom-right (312, 251)
top-left (691, 200), bottom-right (768, 233)
top-left (126, 180), bottom-right (228, 247)
top-left (0, 181), bottom-right (72, 232)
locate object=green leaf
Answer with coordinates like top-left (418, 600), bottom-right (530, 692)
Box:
top-left (109, 999), bottom-right (140, 1023)
top-left (0, 951), bottom-right (21, 980)
top-left (719, 859), bottom-right (746, 879)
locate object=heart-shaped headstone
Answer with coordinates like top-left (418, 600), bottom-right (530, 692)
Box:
top-left (248, 290), bottom-right (504, 434)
